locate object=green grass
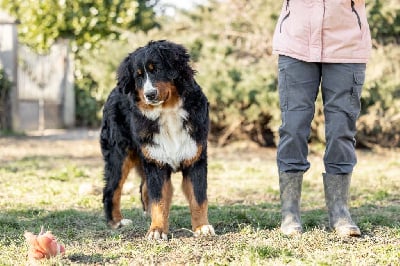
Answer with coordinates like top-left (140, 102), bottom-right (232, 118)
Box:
top-left (0, 138), bottom-right (399, 265)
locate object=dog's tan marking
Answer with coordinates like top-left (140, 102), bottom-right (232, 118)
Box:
top-left (140, 176), bottom-right (149, 213)
top-left (132, 159), bottom-right (149, 213)
top-left (137, 88), bottom-right (154, 111)
top-left (182, 144), bottom-right (203, 168)
top-left (110, 151), bottom-right (138, 227)
top-left (147, 179), bottom-right (173, 240)
top-left (182, 178), bottom-right (212, 233)
top-left (141, 147), bottom-right (165, 167)
top-left (159, 82), bottom-right (179, 108)
top-left (148, 63), bottom-right (154, 71)
top-left (137, 69), bottom-right (143, 76)
top-left (136, 82), bottom-right (179, 111)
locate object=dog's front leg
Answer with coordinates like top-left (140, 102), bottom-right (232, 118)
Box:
top-left (145, 164), bottom-right (173, 240)
top-left (182, 158), bottom-right (215, 237)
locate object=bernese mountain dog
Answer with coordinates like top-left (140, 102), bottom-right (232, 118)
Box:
top-left (100, 40), bottom-right (215, 240)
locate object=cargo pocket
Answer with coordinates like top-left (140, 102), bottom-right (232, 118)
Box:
top-left (278, 68), bottom-right (288, 111)
top-left (349, 71), bottom-right (365, 120)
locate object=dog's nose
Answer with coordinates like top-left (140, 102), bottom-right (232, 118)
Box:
top-left (144, 90), bottom-right (158, 101)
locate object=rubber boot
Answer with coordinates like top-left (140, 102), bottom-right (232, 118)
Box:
top-left (279, 171), bottom-right (303, 235)
top-left (323, 173), bottom-right (361, 237)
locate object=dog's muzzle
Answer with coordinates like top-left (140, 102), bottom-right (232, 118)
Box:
top-left (144, 77), bottom-right (164, 106)
top-left (144, 90), bottom-right (163, 106)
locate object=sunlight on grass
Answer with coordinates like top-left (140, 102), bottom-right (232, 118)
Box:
top-left (250, 245), bottom-right (293, 259)
top-left (49, 165), bottom-right (89, 181)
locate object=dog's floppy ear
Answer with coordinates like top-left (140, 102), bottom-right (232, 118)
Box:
top-left (156, 41), bottom-right (195, 81)
top-left (117, 54), bottom-right (134, 94)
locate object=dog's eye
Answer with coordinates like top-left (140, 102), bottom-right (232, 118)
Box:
top-left (136, 69), bottom-right (143, 77)
top-left (148, 63), bottom-right (156, 73)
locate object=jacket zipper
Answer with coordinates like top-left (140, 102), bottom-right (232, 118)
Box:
top-left (279, 0), bottom-right (290, 33)
top-left (351, 0), bottom-right (362, 30)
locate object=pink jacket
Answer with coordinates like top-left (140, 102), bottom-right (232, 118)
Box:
top-left (272, 0), bottom-right (372, 63)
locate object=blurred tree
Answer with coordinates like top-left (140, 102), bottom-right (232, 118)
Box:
top-left (1, 0), bottom-right (159, 53)
top-left (367, 0), bottom-right (400, 45)
top-left (1, 0), bottom-right (160, 126)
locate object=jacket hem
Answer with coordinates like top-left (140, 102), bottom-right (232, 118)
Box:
top-left (272, 50), bottom-right (369, 64)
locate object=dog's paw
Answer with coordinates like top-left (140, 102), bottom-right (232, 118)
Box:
top-left (193, 224), bottom-right (216, 237)
top-left (147, 229), bottom-right (168, 240)
top-left (109, 218), bottom-right (133, 229)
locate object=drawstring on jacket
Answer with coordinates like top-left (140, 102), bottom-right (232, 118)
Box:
top-left (351, 0), bottom-right (362, 29)
top-left (280, 0), bottom-right (291, 33)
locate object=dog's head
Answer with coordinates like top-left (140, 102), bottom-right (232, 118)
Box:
top-left (117, 40), bottom-right (194, 108)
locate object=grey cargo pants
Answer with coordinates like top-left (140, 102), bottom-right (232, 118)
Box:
top-left (277, 55), bottom-right (366, 174)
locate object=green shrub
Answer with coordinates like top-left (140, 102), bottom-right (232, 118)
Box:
top-left (357, 44), bottom-right (400, 147)
top-left (367, 0), bottom-right (400, 45)
top-left (73, 38), bottom-right (134, 127)
top-left (74, 82), bottom-right (99, 128)
top-left (0, 68), bottom-right (12, 130)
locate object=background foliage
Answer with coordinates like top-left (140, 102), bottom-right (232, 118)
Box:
top-left (1, 0), bottom-right (158, 53)
top-left (1, 0), bottom-right (159, 127)
top-left (1, 0), bottom-right (399, 147)
top-left (0, 68), bottom-right (12, 130)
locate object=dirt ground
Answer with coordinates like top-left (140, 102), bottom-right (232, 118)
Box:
top-left (0, 128), bottom-right (277, 163)
top-left (0, 129), bottom-right (102, 162)
top-left (1, 128), bottom-right (398, 168)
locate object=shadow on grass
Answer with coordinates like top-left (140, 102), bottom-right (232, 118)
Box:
top-left (0, 203), bottom-right (398, 263)
top-left (68, 253), bottom-right (106, 264)
top-left (0, 201), bottom-right (398, 262)
top-left (297, 203), bottom-right (400, 233)
top-left (0, 208), bottom-right (146, 263)
top-left (1, 201), bottom-right (398, 241)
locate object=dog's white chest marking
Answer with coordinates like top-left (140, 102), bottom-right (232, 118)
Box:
top-left (142, 101), bottom-right (198, 171)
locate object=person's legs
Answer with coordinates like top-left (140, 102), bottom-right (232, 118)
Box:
top-left (321, 63), bottom-right (366, 236)
top-left (277, 55), bottom-right (321, 235)
top-left (277, 56), bottom-right (321, 172)
top-left (321, 63), bottom-right (365, 174)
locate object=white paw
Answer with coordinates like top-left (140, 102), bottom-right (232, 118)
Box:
top-left (109, 218), bottom-right (133, 229)
top-left (147, 229), bottom-right (168, 240)
top-left (120, 219), bottom-right (133, 226)
top-left (193, 224), bottom-right (216, 237)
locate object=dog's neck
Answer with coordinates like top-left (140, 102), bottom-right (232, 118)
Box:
top-left (139, 98), bottom-right (184, 121)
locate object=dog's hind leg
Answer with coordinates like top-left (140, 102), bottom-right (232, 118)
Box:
top-left (138, 166), bottom-right (149, 215)
top-left (182, 159), bottom-right (215, 237)
top-left (103, 151), bottom-right (136, 229)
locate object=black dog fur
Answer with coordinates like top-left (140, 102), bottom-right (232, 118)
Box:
top-left (100, 40), bottom-right (215, 239)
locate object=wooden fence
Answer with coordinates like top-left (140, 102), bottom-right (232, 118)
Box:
top-left (0, 11), bottom-right (75, 132)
